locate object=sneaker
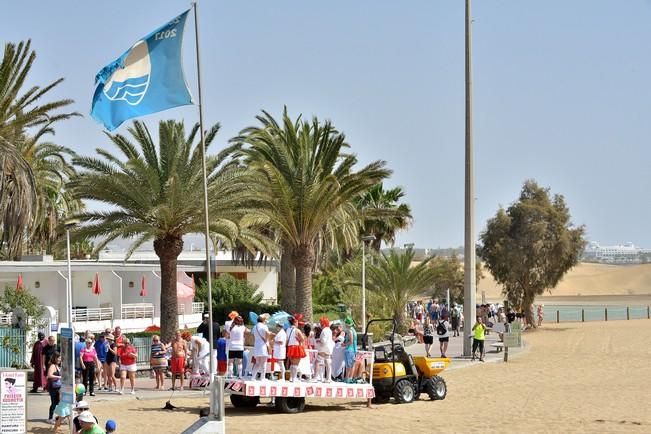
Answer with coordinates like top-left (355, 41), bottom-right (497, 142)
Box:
top-left (130, 390), bottom-right (135, 395)
top-left (46, 419), bottom-right (55, 424)
top-left (118, 389), bottom-right (124, 395)
top-left (89, 392), bottom-right (95, 396)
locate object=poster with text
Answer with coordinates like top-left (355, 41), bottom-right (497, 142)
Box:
top-left (59, 327), bottom-right (74, 404)
top-left (1, 370), bottom-right (26, 433)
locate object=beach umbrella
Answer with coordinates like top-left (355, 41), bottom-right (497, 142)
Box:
top-left (16, 274), bottom-right (24, 292)
top-left (140, 275), bottom-right (147, 298)
top-left (268, 311), bottom-right (291, 328)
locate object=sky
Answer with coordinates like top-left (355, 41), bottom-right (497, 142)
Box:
top-left (3, 0), bottom-right (650, 249)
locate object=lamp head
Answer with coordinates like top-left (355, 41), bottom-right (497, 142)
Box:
top-left (64, 219), bottom-right (80, 229)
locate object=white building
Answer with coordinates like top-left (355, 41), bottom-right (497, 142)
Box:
top-left (0, 246), bottom-right (278, 334)
top-left (583, 241), bottom-right (651, 263)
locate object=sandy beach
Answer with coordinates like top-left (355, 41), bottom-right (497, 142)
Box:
top-left (29, 319), bottom-right (651, 434)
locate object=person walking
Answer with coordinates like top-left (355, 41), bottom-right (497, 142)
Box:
top-left (423, 317), bottom-right (434, 357)
top-left (437, 315), bottom-right (450, 358)
top-left (537, 304), bottom-right (545, 327)
top-left (104, 334), bottom-right (118, 392)
top-left (80, 339), bottom-right (101, 396)
top-left (450, 304), bottom-right (461, 337)
top-left (117, 337), bottom-right (138, 394)
top-left (472, 316), bottom-right (487, 362)
top-left (30, 332), bottom-right (47, 393)
top-left (150, 335), bottom-right (167, 390)
top-left (94, 334), bottom-right (108, 390)
top-left (45, 352), bottom-right (62, 424)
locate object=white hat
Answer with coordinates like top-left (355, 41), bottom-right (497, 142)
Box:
top-left (78, 410), bottom-right (95, 423)
top-left (75, 400), bottom-right (89, 410)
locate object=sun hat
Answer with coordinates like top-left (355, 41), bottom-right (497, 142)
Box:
top-left (203, 313), bottom-right (210, 319)
top-left (78, 410), bottom-right (95, 423)
top-left (259, 313), bottom-right (270, 321)
top-left (106, 333), bottom-right (114, 340)
top-left (344, 316), bottom-right (354, 326)
top-left (105, 420), bottom-right (117, 431)
top-left (228, 311), bottom-right (239, 320)
top-left (75, 400), bottom-right (89, 410)
top-left (319, 316), bottom-right (330, 328)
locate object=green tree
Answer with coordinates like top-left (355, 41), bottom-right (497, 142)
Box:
top-left (234, 108), bottom-right (390, 321)
top-left (69, 120), bottom-right (267, 342)
top-left (357, 183), bottom-right (412, 251)
top-left (428, 254), bottom-right (484, 303)
top-left (363, 248), bottom-right (438, 331)
top-left (0, 40), bottom-right (77, 258)
top-left (478, 180), bottom-right (586, 326)
top-left (195, 274), bottom-right (263, 311)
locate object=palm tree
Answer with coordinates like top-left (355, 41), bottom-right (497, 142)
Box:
top-left (357, 183), bottom-right (412, 251)
top-left (69, 120), bottom-right (267, 341)
top-left (234, 108), bottom-right (390, 321)
top-left (0, 40), bottom-right (77, 258)
top-left (364, 248), bottom-right (438, 331)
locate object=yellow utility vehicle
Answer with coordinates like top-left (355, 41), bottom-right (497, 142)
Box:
top-left (363, 319), bottom-right (450, 404)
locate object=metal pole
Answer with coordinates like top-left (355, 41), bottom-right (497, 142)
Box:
top-left (111, 271), bottom-right (123, 321)
top-left (362, 242), bottom-right (366, 334)
top-left (192, 2), bottom-right (216, 416)
top-left (462, 0), bottom-right (476, 357)
top-left (581, 309), bottom-right (584, 322)
top-left (66, 229), bottom-right (73, 327)
top-left (556, 310), bottom-right (560, 323)
top-left (626, 306), bottom-right (630, 320)
top-left (604, 308), bottom-right (608, 321)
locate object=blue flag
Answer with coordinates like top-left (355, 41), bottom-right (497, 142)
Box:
top-left (91, 10), bottom-right (193, 131)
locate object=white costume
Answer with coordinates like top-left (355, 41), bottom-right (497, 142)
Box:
top-left (250, 322), bottom-right (270, 380)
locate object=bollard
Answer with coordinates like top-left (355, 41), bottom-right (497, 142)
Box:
top-left (556, 310), bottom-right (560, 323)
top-left (605, 308), bottom-right (608, 321)
top-left (648, 306), bottom-right (650, 319)
top-left (627, 306), bottom-right (630, 320)
top-left (582, 309), bottom-right (585, 322)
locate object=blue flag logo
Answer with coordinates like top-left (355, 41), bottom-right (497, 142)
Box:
top-left (91, 10), bottom-right (193, 131)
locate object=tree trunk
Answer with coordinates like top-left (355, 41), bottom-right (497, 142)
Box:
top-left (292, 243), bottom-right (315, 322)
top-left (523, 292), bottom-right (536, 329)
top-left (154, 235), bottom-right (184, 343)
top-left (280, 242), bottom-right (296, 312)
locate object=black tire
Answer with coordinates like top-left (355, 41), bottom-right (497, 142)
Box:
top-left (393, 379), bottom-right (416, 404)
top-left (275, 397), bottom-right (306, 414)
top-left (230, 394), bottom-right (260, 408)
top-left (425, 376), bottom-right (447, 400)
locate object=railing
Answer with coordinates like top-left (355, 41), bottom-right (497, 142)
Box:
top-left (192, 302), bottom-right (204, 314)
top-left (131, 336), bottom-right (153, 368)
top-left (0, 313), bottom-right (12, 326)
top-left (121, 303), bottom-right (154, 319)
top-left (72, 307), bottom-right (114, 322)
top-left (551, 305), bottom-right (651, 323)
top-left (0, 328), bottom-right (26, 368)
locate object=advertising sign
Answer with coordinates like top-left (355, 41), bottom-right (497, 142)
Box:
top-left (59, 327), bottom-right (75, 404)
top-left (1, 370), bottom-right (26, 434)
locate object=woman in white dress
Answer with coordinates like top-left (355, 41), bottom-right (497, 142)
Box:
top-left (251, 313), bottom-right (271, 381)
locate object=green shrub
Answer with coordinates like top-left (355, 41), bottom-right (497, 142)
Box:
top-left (212, 301), bottom-right (281, 325)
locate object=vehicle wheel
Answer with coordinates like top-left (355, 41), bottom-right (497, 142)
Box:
top-left (371, 394), bottom-right (390, 404)
top-left (230, 394), bottom-right (260, 408)
top-left (275, 397), bottom-right (306, 413)
top-left (425, 376), bottom-right (447, 400)
top-left (393, 379), bottom-right (415, 404)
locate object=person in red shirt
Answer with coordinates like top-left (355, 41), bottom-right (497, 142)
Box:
top-left (117, 337), bottom-right (138, 394)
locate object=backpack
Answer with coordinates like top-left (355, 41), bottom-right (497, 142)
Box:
top-left (451, 308), bottom-right (459, 319)
top-left (436, 321), bottom-right (447, 336)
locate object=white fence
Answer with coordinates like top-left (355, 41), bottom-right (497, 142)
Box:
top-left (72, 307), bottom-right (114, 322)
top-left (178, 302), bottom-right (205, 315)
top-left (121, 303), bottom-right (154, 319)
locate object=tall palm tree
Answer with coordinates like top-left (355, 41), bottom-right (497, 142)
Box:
top-left (69, 120), bottom-right (267, 341)
top-left (0, 40), bottom-right (77, 258)
top-left (234, 108), bottom-right (391, 321)
top-left (364, 248), bottom-right (438, 331)
top-left (357, 183), bottom-right (412, 251)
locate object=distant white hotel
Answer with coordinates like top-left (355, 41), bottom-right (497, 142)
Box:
top-left (583, 241), bottom-right (651, 263)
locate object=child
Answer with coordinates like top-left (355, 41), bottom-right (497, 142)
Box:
top-left (272, 323), bottom-right (287, 380)
top-left (106, 419), bottom-right (117, 433)
top-left (217, 331), bottom-right (227, 376)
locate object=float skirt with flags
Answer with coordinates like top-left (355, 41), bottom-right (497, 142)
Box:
top-left (91, 10), bottom-right (193, 131)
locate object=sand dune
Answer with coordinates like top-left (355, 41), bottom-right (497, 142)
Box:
top-left (479, 262), bottom-right (651, 300)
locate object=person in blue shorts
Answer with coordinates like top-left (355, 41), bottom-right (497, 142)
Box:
top-left (342, 317), bottom-right (357, 380)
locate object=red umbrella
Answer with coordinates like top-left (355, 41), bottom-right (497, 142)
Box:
top-left (92, 273), bottom-right (102, 295)
top-left (16, 274), bottom-right (24, 292)
top-left (140, 275), bottom-right (147, 297)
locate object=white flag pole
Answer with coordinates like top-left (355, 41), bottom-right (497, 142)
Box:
top-left (192, 1), bottom-right (217, 416)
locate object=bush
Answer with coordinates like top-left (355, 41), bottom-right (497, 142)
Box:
top-left (195, 275), bottom-right (263, 311)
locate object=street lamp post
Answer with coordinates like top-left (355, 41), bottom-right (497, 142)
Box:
top-left (361, 235), bottom-right (375, 333)
top-left (64, 220), bottom-right (79, 327)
